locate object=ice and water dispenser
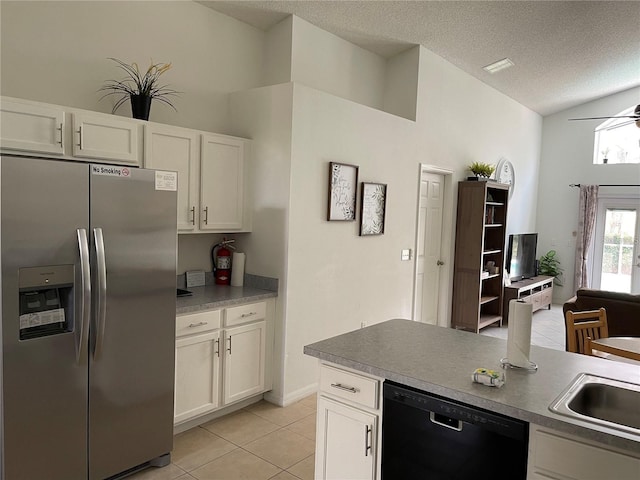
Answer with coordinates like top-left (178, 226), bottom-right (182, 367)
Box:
top-left (18, 265), bottom-right (74, 340)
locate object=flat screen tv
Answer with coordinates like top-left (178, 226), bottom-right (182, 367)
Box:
top-left (507, 233), bottom-right (538, 281)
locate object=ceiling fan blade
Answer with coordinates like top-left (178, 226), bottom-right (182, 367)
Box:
top-left (569, 104), bottom-right (640, 121)
top-left (568, 115), bottom-right (640, 121)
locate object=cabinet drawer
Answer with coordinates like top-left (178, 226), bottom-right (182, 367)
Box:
top-left (540, 289), bottom-right (552, 305)
top-left (225, 301), bottom-right (266, 327)
top-left (531, 293), bottom-right (542, 310)
top-left (319, 364), bottom-right (379, 409)
top-left (176, 310), bottom-right (221, 337)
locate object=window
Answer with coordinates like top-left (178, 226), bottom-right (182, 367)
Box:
top-left (593, 106), bottom-right (640, 164)
top-left (592, 195), bottom-right (640, 294)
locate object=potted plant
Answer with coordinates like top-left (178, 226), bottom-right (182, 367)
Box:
top-left (538, 250), bottom-right (563, 286)
top-left (100, 58), bottom-right (179, 120)
top-left (467, 162), bottom-right (496, 181)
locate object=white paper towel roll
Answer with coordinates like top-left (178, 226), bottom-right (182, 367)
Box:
top-left (506, 300), bottom-right (533, 368)
top-left (230, 252), bottom-right (245, 287)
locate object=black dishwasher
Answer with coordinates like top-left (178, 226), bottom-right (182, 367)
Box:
top-left (382, 381), bottom-right (528, 479)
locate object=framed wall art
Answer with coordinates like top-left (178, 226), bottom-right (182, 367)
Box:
top-left (360, 182), bottom-right (387, 236)
top-left (327, 162), bottom-right (358, 221)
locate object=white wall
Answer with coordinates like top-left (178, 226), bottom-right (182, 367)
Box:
top-left (383, 46), bottom-right (420, 121)
top-left (1, 1), bottom-right (545, 404)
top-left (229, 83), bottom-right (294, 400)
top-left (264, 17), bottom-right (293, 86)
top-left (416, 47), bottom-right (542, 237)
top-left (274, 43), bottom-right (542, 401)
top-left (537, 87), bottom-right (640, 300)
top-left (290, 16), bottom-right (387, 112)
top-left (0, 1), bottom-right (265, 133)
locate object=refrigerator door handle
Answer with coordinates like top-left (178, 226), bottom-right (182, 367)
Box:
top-left (93, 227), bottom-right (107, 360)
top-left (77, 228), bottom-right (91, 364)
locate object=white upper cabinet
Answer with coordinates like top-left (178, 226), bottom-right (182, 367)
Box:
top-left (1, 96), bottom-right (142, 165)
top-left (144, 124), bottom-right (199, 231)
top-left (72, 112), bottom-right (140, 165)
top-left (0, 99), bottom-right (65, 155)
top-left (1, 96), bottom-right (252, 233)
top-left (200, 133), bottom-right (247, 232)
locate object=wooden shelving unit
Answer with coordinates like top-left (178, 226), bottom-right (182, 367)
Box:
top-left (451, 180), bottom-right (510, 332)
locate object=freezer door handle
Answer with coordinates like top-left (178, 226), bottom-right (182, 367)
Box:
top-left (77, 228), bottom-right (91, 364)
top-left (93, 227), bottom-right (107, 360)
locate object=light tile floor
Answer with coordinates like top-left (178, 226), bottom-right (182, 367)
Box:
top-left (130, 306), bottom-right (566, 480)
top-left (480, 303), bottom-right (566, 351)
top-left (129, 395), bottom-right (317, 480)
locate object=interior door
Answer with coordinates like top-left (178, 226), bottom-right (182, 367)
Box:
top-left (592, 198), bottom-right (640, 294)
top-left (88, 165), bottom-right (177, 479)
top-left (1, 156), bottom-right (89, 480)
top-left (414, 171), bottom-right (445, 324)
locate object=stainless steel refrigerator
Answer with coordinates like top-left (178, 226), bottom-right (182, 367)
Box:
top-left (0, 155), bottom-right (177, 479)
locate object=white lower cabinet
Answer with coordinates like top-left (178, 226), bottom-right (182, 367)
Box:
top-left (174, 299), bottom-right (272, 426)
top-left (316, 397), bottom-right (377, 480)
top-left (223, 321), bottom-right (266, 405)
top-left (315, 363), bottom-right (382, 480)
top-left (175, 330), bottom-right (221, 424)
top-left (527, 424), bottom-right (640, 480)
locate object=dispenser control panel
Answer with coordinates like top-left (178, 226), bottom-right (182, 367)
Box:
top-left (18, 265), bottom-right (74, 340)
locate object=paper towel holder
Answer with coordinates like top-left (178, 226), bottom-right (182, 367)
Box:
top-left (500, 357), bottom-right (538, 372)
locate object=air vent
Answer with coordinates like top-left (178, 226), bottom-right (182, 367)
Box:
top-left (483, 58), bottom-right (514, 74)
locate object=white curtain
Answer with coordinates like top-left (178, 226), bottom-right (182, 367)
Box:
top-left (574, 185), bottom-right (599, 291)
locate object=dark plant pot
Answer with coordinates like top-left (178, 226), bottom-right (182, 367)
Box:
top-left (130, 94), bottom-right (152, 120)
top-left (603, 158), bottom-right (608, 164)
top-left (467, 175), bottom-right (491, 181)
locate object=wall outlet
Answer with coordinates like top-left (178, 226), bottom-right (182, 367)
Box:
top-left (360, 321), bottom-right (367, 328)
top-left (401, 249), bottom-right (412, 261)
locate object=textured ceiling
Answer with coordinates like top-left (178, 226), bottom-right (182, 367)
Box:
top-left (198, 0), bottom-right (640, 116)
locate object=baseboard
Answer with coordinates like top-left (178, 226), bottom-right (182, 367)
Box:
top-left (265, 382), bottom-right (318, 407)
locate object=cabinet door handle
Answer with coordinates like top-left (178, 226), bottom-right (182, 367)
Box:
top-left (77, 126), bottom-right (83, 149)
top-left (215, 338), bottom-right (220, 357)
top-left (364, 425), bottom-right (372, 457)
top-left (330, 383), bottom-right (359, 394)
top-left (227, 335), bottom-right (232, 355)
top-left (57, 123), bottom-right (64, 148)
top-left (190, 206), bottom-right (196, 225)
top-left (203, 206), bottom-right (209, 225)
top-left (188, 321), bottom-right (208, 328)
top-left (241, 312), bottom-right (257, 318)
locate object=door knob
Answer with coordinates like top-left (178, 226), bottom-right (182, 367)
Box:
top-left (437, 260), bottom-right (445, 266)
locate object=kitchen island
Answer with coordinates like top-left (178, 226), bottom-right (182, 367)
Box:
top-left (304, 319), bottom-right (640, 480)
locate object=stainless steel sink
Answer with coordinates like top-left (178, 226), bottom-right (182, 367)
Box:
top-left (549, 373), bottom-right (640, 436)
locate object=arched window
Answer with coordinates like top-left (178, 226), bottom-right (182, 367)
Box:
top-left (593, 105), bottom-right (640, 164)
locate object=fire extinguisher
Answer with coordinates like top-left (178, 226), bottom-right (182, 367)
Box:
top-left (212, 238), bottom-right (235, 285)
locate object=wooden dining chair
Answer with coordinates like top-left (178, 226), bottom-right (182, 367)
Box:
top-left (584, 336), bottom-right (594, 356)
top-left (565, 308), bottom-right (609, 355)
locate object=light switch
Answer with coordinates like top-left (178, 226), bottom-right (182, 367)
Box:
top-left (401, 249), bottom-right (412, 261)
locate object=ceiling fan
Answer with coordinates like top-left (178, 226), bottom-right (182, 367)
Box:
top-left (569, 104), bottom-right (640, 128)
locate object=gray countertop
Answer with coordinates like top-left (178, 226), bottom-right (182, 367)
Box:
top-left (176, 285), bottom-right (277, 315)
top-left (304, 319), bottom-right (640, 453)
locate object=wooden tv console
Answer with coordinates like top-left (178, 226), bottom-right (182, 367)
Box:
top-left (503, 275), bottom-right (554, 323)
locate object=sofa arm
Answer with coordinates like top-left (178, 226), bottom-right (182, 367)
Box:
top-left (562, 296), bottom-right (578, 317)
